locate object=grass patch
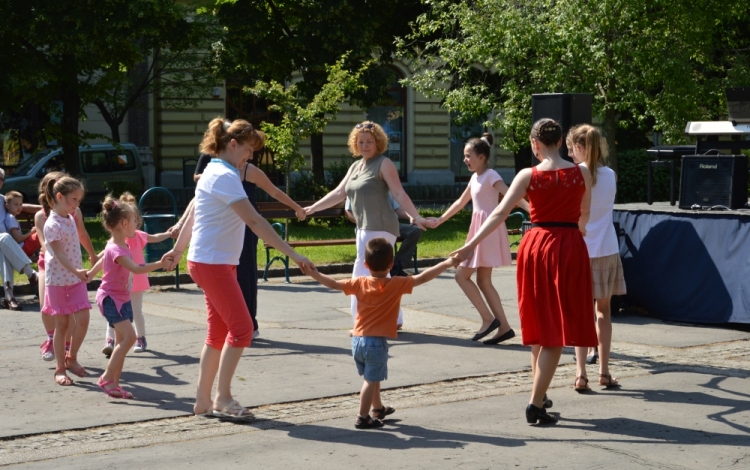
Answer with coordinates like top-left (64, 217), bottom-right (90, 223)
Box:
top-left (19, 207), bottom-right (524, 284)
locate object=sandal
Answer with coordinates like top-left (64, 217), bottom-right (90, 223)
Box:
top-left (212, 400), bottom-right (254, 421)
top-left (98, 376), bottom-right (134, 399)
top-left (371, 405), bottom-right (396, 420)
top-left (599, 373), bottom-right (620, 388)
top-left (574, 375), bottom-right (590, 393)
top-left (54, 368), bottom-right (74, 386)
top-left (3, 298), bottom-right (22, 311)
top-left (354, 414), bottom-right (384, 429)
top-left (65, 355), bottom-right (86, 378)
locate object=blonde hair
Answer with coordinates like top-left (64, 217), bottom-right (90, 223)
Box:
top-left (347, 121), bottom-right (388, 156)
top-left (101, 192), bottom-right (138, 231)
top-left (567, 124), bottom-right (605, 187)
top-left (4, 190), bottom-right (23, 202)
top-left (199, 117), bottom-right (266, 156)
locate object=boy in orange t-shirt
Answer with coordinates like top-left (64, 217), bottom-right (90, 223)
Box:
top-left (301, 237), bottom-right (459, 429)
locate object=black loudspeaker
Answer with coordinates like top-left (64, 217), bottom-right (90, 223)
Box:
top-left (531, 93), bottom-right (592, 164)
top-left (679, 155), bottom-right (749, 209)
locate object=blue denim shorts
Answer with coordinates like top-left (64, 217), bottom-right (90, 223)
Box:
top-left (101, 296), bottom-right (133, 328)
top-left (351, 336), bottom-right (389, 382)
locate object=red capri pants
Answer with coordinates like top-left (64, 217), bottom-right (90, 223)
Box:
top-left (189, 261), bottom-right (254, 349)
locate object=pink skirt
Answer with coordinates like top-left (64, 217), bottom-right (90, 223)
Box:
top-left (460, 210), bottom-right (512, 268)
top-left (42, 282), bottom-right (91, 315)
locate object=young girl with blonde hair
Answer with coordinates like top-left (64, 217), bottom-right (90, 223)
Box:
top-left (567, 124), bottom-right (626, 390)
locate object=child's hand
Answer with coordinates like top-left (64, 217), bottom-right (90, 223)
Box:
top-left (295, 208), bottom-right (307, 221)
top-left (159, 256), bottom-right (172, 271)
top-left (75, 269), bottom-right (89, 283)
top-left (291, 253), bottom-right (315, 273)
top-left (299, 263), bottom-right (317, 275)
top-left (303, 206), bottom-right (316, 216)
top-left (448, 256), bottom-right (462, 268)
top-left (425, 217), bottom-right (441, 229)
top-left (169, 224), bottom-right (181, 239)
top-left (450, 245), bottom-right (474, 263)
top-left (30, 227), bottom-right (37, 234)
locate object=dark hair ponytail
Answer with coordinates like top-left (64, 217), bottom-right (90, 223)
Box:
top-left (465, 132), bottom-right (494, 163)
top-left (530, 118), bottom-right (562, 147)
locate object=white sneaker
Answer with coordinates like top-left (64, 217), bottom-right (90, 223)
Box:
top-left (252, 330), bottom-right (259, 340)
top-left (134, 336), bottom-right (147, 353)
top-left (102, 337), bottom-right (114, 356)
top-left (40, 339), bottom-right (54, 361)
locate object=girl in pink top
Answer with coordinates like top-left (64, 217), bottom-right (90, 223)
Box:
top-left (40, 176), bottom-right (92, 386)
top-left (101, 193), bottom-right (172, 356)
top-left (427, 134), bottom-right (529, 344)
top-left (90, 195), bottom-right (167, 398)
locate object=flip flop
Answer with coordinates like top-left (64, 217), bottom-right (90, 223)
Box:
top-left (212, 400), bottom-right (254, 421)
top-left (98, 376), bottom-right (134, 399)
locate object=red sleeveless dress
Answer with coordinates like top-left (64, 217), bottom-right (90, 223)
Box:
top-left (516, 166), bottom-right (598, 347)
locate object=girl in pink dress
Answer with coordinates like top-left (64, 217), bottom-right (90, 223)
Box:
top-left (428, 134), bottom-right (529, 344)
top-left (40, 176), bottom-right (92, 386)
top-left (91, 195), bottom-right (168, 398)
top-left (101, 193), bottom-right (172, 356)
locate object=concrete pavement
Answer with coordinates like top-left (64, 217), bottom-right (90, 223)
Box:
top-left (1, 264), bottom-right (749, 468)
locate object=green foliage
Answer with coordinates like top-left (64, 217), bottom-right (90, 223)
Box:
top-left (247, 56), bottom-right (368, 191)
top-left (616, 150), bottom-right (677, 203)
top-left (401, 0), bottom-right (750, 172)
top-left (325, 157), bottom-right (353, 190)
top-left (102, 180), bottom-right (143, 200)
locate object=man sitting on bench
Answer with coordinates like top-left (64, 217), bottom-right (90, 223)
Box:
top-left (345, 193), bottom-right (422, 277)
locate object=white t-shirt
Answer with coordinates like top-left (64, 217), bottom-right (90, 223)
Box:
top-left (187, 159), bottom-right (248, 265)
top-left (4, 213), bottom-right (23, 247)
top-left (582, 163), bottom-right (619, 258)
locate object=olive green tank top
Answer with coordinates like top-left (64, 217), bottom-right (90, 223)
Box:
top-left (345, 155), bottom-right (399, 237)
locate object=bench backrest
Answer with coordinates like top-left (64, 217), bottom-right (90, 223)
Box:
top-left (257, 201), bottom-right (345, 219)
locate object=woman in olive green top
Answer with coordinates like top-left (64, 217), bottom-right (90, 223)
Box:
top-left (305, 122), bottom-right (427, 324)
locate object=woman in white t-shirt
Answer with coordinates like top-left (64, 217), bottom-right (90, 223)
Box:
top-left (164, 118), bottom-right (313, 420)
top-left (568, 125), bottom-right (626, 390)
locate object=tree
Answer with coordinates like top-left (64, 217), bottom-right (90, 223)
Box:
top-left (0, 0), bottom-right (215, 174)
top-left (401, 0), bottom-right (750, 173)
top-left (208, 0), bottom-right (425, 183)
top-left (248, 56), bottom-right (368, 195)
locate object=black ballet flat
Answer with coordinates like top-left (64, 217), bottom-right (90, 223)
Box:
top-left (526, 404), bottom-right (558, 424)
top-left (482, 328), bottom-right (516, 345)
top-left (471, 319), bottom-right (500, 341)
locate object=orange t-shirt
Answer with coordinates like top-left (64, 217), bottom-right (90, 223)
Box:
top-left (341, 276), bottom-right (415, 338)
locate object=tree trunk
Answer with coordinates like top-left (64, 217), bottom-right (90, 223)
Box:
top-left (310, 132), bottom-right (325, 185)
top-left (94, 100), bottom-right (123, 143)
top-left (604, 107), bottom-right (618, 175)
top-left (60, 86), bottom-right (83, 178)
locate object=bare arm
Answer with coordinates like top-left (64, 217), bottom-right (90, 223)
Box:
top-left (305, 162), bottom-right (357, 215)
top-left (412, 258), bottom-right (459, 287)
top-left (193, 173), bottom-right (201, 183)
top-left (248, 163), bottom-right (306, 220)
top-left (230, 199), bottom-right (313, 269)
top-left (88, 253), bottom-right (104, 277)
top-left (300, 264), bottom-right (346, 291)
top-left (578, 165), bottom-right (592, 235)
top-left (48, 240), bottom-right (88, 282)
top-left (380, 158), bottom-right (426, 230)
top-left (116, 255), bottom-right (167, 274)
top-left (451, 168), bottom-right (532, 262)
top-left (170, 198), bottom-right (196, 239)
top-left (428, 185), bottom-right (472, 228)
top-left (496, 180), bottom-right (530, 213)
top-left (34, 211), bottom-right (46, 250)
top-left (22, 203), bottom-right (42, 214)
top-left (74, 207), bottom-right (98, 265)
top-left (146, 232), bottom-right (172, 243)
top-left (10, 227), bottom-right (30, 243)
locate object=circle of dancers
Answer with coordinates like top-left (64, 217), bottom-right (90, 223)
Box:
top-left (25, 117), bottom-right (624, 427)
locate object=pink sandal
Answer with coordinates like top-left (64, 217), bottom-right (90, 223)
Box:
top-left (98, 376), bottom-right (134, 399)
top-left (65, 355), bottom-right (87, 378)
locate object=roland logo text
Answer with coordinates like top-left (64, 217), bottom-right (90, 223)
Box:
top-left (699, 164), bottom-right (718, 170)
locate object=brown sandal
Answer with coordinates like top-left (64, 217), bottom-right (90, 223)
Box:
top-left (65, 355), bottom-right (87, 378)
top-left (574, 375), bottom-right (590, 393)
top-left (3, 298), bottom-right (22, 311)
top-left (599, 373), bottom-right (620, 388)
top-left (54, 368), bottom-right (74, 386)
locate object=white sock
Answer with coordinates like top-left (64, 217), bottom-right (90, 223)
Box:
top-left (22, 266), bottom-right (34, 278)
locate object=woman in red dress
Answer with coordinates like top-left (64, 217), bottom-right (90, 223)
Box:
top-left (452, 118), bottom-right (598, 424)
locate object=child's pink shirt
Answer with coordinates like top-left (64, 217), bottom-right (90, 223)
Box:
top-left (43, 211), bottom-right (82, 287)
top-left (95, 241), bottom-right (133, 314)
top-left (127, 230), bottom-right (150, 292)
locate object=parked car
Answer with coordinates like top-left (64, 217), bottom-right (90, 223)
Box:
top-left (3, 143), bottom-right (145, 208)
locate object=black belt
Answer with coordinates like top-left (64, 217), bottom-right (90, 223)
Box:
top-left (530, 222), bottom-right (579, 228)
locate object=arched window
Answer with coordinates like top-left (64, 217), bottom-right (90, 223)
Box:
top-left (366, 67), bottom-right (407, 179)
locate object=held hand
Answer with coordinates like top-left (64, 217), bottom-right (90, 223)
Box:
top-left (295, 208), bottom-right (307, 221)
top-left (299, 263), bottom-right (318, 276)
top-left (303, 206), bottom-right (316, 216)
top-left (169, 225), bottom-right (181, 239)
top-left (424, 217), bottom-right (441, 229)
top-left (449, 245), bottom-right (474, 263)
top-left (290, 253), bottom-right (315, 273)
top-left (412, 216), bottom-right (428, 231)
top-left (84, 270), bottom-right (94, 283)
top-left (448, 256), bottom-right (462, 268)
top-left (162, 249), bottom-right (182, 271)
top-left (75, 269), bottom-right (89, 283)
top-left (159, 255), bottom-right (173, 271)
top-left (30, 226), bottom-right (37, 234)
